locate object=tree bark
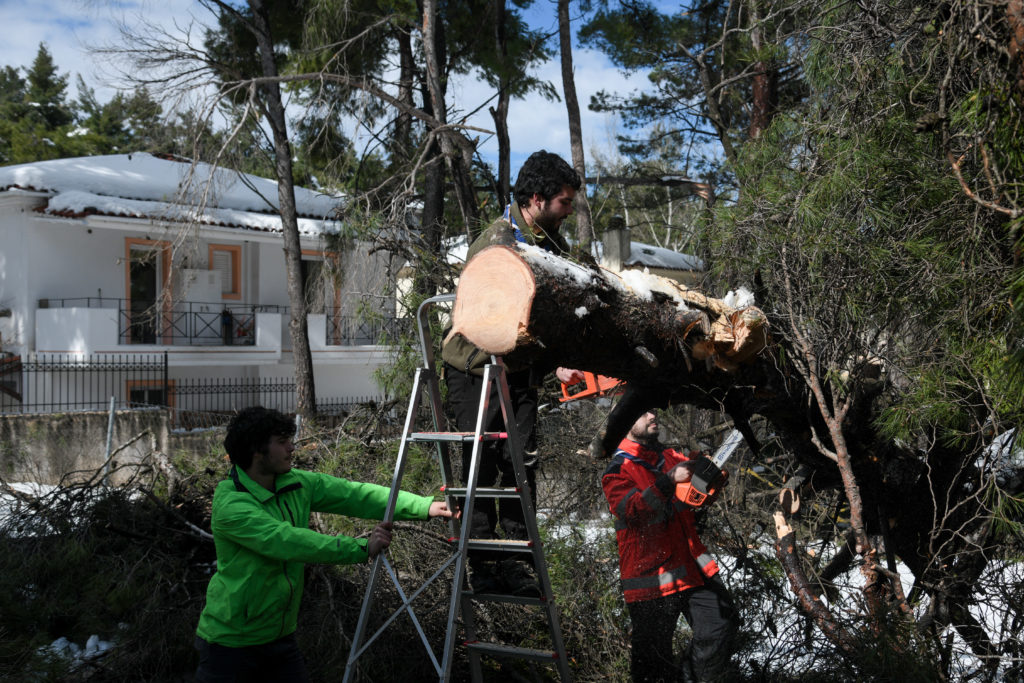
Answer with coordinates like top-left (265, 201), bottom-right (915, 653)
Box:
top-left (393, 26), bottom-right (415, 166)
top-left (489, 0), bottom-right (512, 204)
top-left (248, 0), bottom-right (317, 418)
top-left (420, 0), bottom-right (480, 232)
top-left (558, 0), bottom-right (594, 252)
top-left (773, 512), bottom-right (858, 655)
top-left (748, 0), bottom-right (778, 139)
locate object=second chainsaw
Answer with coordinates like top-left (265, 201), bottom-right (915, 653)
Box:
top-left (675, 428), bottom-right (745, 508)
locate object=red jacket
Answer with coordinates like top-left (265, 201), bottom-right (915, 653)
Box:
top-left (603, 438), bottom-right (720, 603)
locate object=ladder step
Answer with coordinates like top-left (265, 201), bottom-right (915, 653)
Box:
top-left (441, 485), bottom-right (521, 499)
top-left (463, 589), bottom-right (548, 606)
top-left (460, 538), bottom-right (533, 553)
top-left (408, 431), bottom-right (507, 443)
top-left (465, 641), bottom-right (560, 663)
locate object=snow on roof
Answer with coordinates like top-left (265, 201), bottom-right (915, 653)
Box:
top-left (0, 152), bottom-right (344, 235)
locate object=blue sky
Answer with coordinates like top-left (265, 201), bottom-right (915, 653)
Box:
top-left (0, 0), bottom-right (641, 176)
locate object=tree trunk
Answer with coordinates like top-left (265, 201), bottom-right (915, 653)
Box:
top-left (249, 0), bottom-right (317, 418)
top-left (557, 0), bottom-right (594, 252)
top-left (748, 0), bottom-right (778, 139)
top-left (773, 511), bottom-right (858, 654)
top-left (420, 0), bottom-right (480, 232)
top-left (393, 26), bottom-right (415, 166)
top-left (448, 245), bottom-right (769, 447)
top-left (489, 0), bottom-right (511, 204)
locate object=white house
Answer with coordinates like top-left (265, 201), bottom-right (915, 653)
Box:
top-left (0, 152), bottom-right (400, 422)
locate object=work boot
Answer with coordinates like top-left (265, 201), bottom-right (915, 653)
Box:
top-left (499, 558), bottom-right (541, 597)
top-left (468, 561), bottom-right (503, 594)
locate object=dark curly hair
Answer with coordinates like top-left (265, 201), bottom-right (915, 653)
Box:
top-left (223, 406), bottom-right (297, 469)
top-left (513, 150), bottom-right (581, 207)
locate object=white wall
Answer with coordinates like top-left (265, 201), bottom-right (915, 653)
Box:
top-left (0, 198), bottom-right (34, 355)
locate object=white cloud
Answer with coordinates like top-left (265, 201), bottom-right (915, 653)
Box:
top-left (0, 1), bottom-right (640, 173)
top-left (0, 1), bottom-right (208, 102)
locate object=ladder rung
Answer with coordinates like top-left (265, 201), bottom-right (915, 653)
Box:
top-left (465, 641), bottom-right (559, 662)
top-left (461, 538), bottom-right (533, 552)
top-left (441, 486), bottom-right (521, 499)
top-left (408, 431), bottom-right (507, 442)
top-left (463, 589), bottom-right (547, 606)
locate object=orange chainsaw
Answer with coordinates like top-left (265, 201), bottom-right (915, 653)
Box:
top-left (675, 429), bottom-right (744, 508)
top-left (558, 372), bottom-right (623, 402)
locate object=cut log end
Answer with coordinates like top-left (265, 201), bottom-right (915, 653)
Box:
top-left (450, 246), bottom-right (537, 355)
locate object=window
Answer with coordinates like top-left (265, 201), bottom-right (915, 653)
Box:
top-left (125, 238), bottom-right (171, 344)
top-left (209, 244), bottom-right (242, 300)
top-left (300, 250), bottom-right (340, 315)
top-left (126, 379), bottom-right (175, 410)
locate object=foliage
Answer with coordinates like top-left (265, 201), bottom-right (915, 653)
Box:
top-left (612, 0), bottom-right (1024, 676)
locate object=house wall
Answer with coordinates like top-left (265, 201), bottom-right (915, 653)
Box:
top-left (260, 354), bottom-right (390, 401)
top-left (257, 241), bottom-right (290, 308)
top-left (0, 196), bottom-right (42, 354)
top-left (34, 220), bottom-right (134, 305)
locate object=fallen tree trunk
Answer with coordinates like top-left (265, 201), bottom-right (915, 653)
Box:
top-left (447, 244), bottom-right (771, 451)
top-left (449, 244), bottom-right (768, 375)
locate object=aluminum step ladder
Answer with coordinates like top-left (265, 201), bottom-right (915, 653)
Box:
top-left (342, 294), bottom-right (571, 682)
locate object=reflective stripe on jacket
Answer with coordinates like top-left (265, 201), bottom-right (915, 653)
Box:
top-left (196, 466), bottom-right (433, 647)
top-left (602, 438), bottom-right (720, 603)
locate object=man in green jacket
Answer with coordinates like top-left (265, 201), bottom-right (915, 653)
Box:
top-left (194, 406), bottom-right (452, 682)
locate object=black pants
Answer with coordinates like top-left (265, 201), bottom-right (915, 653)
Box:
top-left (626, 579), bottom-right (738, 683)
top-left (194, 634), bottom-right (311, 683)
top-left (445, 363), bottom-right (539, 561)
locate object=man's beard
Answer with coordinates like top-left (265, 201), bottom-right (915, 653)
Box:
top-left (533, 206), bottom-right (563, 232)
top-left (630, 430), bottom-right (660, 448)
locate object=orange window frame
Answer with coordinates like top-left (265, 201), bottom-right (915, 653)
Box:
top-left (209, 244), bottom-right (243, 300)
top-left (126, 379), bottom-right (176, 410)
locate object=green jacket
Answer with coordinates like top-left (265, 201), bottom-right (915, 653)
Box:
top-left (441, 203), bottom-right (572, 375)
top-left (196, 465), bottom-right (433, 647)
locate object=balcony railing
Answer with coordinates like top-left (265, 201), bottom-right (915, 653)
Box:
top-left (36, 298), bottom-right (408, 348)
top-left (38, 298), bottom-right (287, 346)
top-left (325, 311), bottom-right (411, 346)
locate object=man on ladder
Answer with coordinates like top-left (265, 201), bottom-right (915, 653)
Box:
top-left (344, 153), bottom-right (582, 682)
top-left (442, 150), bottom-right (588, 596)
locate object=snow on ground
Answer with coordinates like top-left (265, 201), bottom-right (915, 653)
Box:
top-left (0, 481), bottom-right (56, 527)
top-left (42, 634), bottom-right (115, 669)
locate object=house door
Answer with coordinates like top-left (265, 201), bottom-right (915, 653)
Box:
top-left (129, 247), bottom-right (161, 343)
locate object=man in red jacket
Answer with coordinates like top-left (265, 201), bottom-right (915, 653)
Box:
top-left (602, 410), bottom-right (738, 682)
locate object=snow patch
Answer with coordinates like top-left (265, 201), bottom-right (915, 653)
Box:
top-left (43, 634), bottom-right (114, 667)
top-left (723, 287), bottom-right (755, 308)
top-left (46, 190), bottom-right (341, 236)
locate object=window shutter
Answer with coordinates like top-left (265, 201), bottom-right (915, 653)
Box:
top-left (213, 250), bottom-right (234, 295)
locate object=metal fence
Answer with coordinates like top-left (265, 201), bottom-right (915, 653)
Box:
top-left (0, 352), bottom-right (384, 429)
top-left (326, 312), bottom-right (412, 346)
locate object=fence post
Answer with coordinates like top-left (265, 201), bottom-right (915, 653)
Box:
top-left (103, 395), bottom-right (115, 486)
top-left (162, 351), bottom-right (169, 407)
